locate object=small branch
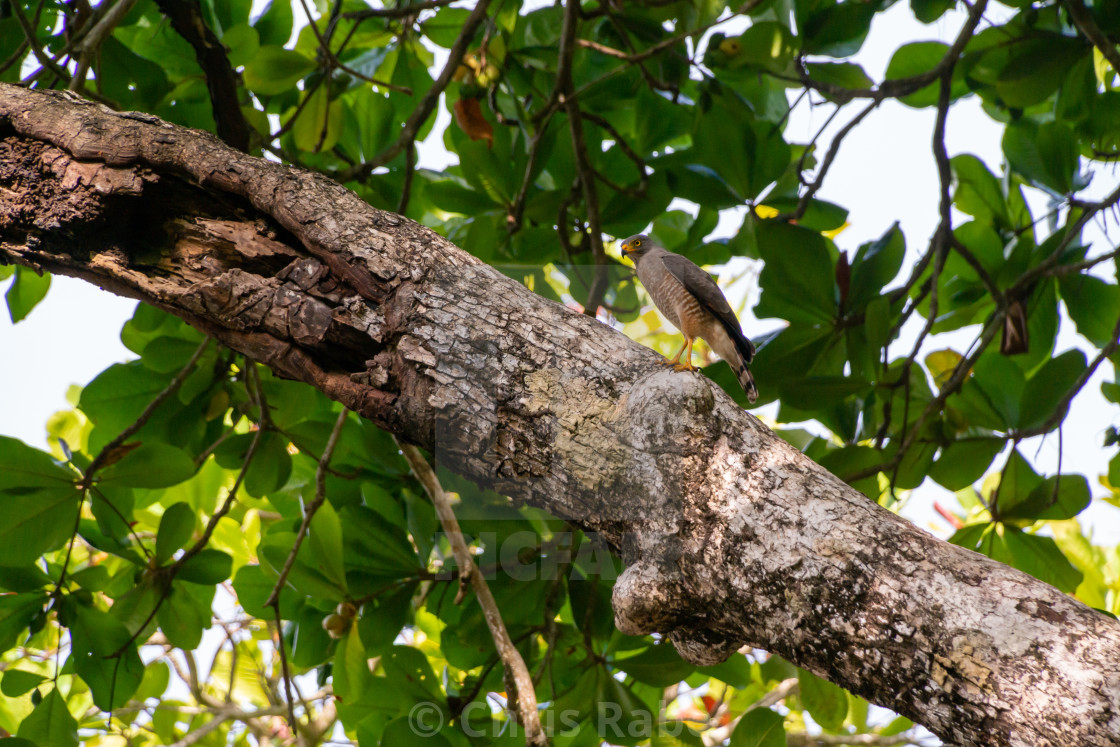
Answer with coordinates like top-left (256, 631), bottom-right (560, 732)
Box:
top-left (701, 677), bottom-right (798, 747)
top-left (344, 0), bottom-right (457, 21)
top-left (775, 99), bottom-right (880, 222)
top-left (339, 0), bottom-right (493, 180)
top-left (1065, 0), bottom-right (1120, 84)
top-left (264, 408), bottom-right (349, 608)
top-left (558, 0), bottom-right (607, 317)
top-left (1010, 311), bottom-right (1120, 439)
top-left (794, 0), bottom-right (988, 102)
top-left (399, 441), bottom-right (548, 746)
top-left (71, 0), bottom-right (140, 96)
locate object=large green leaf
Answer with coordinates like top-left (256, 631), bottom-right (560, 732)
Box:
top-left (929, 439), bottom-right (1004, 491)
top-left (243, 46), bottom-right (315, 95)
top-left (0, 438), bottom-right (81, 566)
top-left (17, 689), bottom-right (78, 747)
top-left (754, 222), bottom-right (836, 325)
top-left (797, 668), bottom-right (848, 731)
top-left (70, 603), bottom-right (144, 709)
top-left (848, 223), bottom-right (904, 309)
top-left (1059, 275), bottom-right (1120, 347)
top-left (1003, 120), bottom-right (1079, 195)
top-left (5, 266), bottom-right (51, 323)
top-left (729, 707), bottom-right (787, 747)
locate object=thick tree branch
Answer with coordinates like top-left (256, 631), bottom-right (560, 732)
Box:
top-left (3, 84), bottom-right (1120, 747)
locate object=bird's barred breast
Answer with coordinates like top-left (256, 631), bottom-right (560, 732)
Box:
top-left (647, 270), bottom-right (711, 338)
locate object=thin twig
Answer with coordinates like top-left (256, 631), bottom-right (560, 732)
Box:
top-left (338, 0), bottom-right (493, 180)
top-left (264, 408), bottom-right (349, 608)
top-left (398, 441), bottom-right (548, 746)
top-left (344, 0), bottom-right (458, 20)
top-left (82, 338), bottom-right (211, 484)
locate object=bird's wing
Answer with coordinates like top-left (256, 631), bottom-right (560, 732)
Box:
top-left (660, 254), bottom-right (755, 360)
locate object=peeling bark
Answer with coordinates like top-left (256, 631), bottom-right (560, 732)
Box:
top-left (2, 84), bottom-right (1119, 747)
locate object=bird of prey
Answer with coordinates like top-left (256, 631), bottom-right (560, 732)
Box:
top-left (620, 234), bottom-right (758, 403)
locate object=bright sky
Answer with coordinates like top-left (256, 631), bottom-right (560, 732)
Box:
top-left (1, 1), bottom-right (1117, 547)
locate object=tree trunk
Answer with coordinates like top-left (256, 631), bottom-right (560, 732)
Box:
top-left (1, 84), bottom-right (1118, 747)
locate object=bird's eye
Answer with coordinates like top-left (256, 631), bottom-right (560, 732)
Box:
top-left (634, 240), bottom-right (642, 247)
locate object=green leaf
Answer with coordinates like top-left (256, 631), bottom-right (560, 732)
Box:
top-left (426, 178), bottom-right (500, 214)
top-left (292, 602), bottom-right (333, 667)
top-left (177, 549), bottom-right (233, 584)
top-left (243, 46), bottom-right (315, 95)
top-left (157, 582), bottom-right (210, 650)
top-left (308, 500), bottom-right (348, 592)
top-left (358, 583), bottom-right (415, 654)
top-left (951, 155), bottom-right (1011, 229)
top-left (729, 707), bottom-right (787, 747)
top-left (804, 62), bottom-right (873, 99)
top-left (0, 592), bottom-right (46, 651)
top-left (245, 431), bottom-right (293, 497)
top-left (693, 91), bottom-right (791, 200)
top-left (848, 222), bottom-right (904, 309)
top-left (799, 0), bottom-right (876, 58)
top-left (100, 443), bottom-right (197, 489)
top-left (79, 362), bottom-right (179, 441)
top-left (252, 0), bottom-right (294, 46)
top-left (1, 669), bottom-right (47, 697)
top-left (1003, 474), bottom-right (1092, 521)
top-left (993, 38), bottom-right (1088, 108)
top-left (1018, 349), bottom-right (1087, 432)
top-left (422, 7), bottom-right (474, 47)
top-left (885, 42), bottom-right (967, 108)
top-left (1003, 120), bottom-right (1079, 195)
top-left (992, 525), bottom-right (1083, 593)
top-left (332, 625), bottom-right (373, 701)
top-left (1059, 275), bottom-right (1120, 347)
top-left (6, 266), bottom-right (51, 323)
top-left (797, 668), bottom-right (848, 731)
top-left (233, 564), bottom-right (290, 618)
top-left (929, 439), bottom-right (1004, 491)
top-left (221, 23), bottom-right (260, 68)
top-left (341, 505), bottom-right (421, 576)
top-left (261, 531), bottom-right (347, 602)
top-left (612, 643), bottom-right (695, 687)
top-left (779, 377), bottom-right (869, 412)
top-left (0, 438), bottom-right (81, 566)
top-left (71, 603), bottom-right (144, 709)
top-left (910, 0), bottom-right (954, 23)
top-left (755, 222), bottom-right (836, 324)
top-left (17, 689), bottom-right (78, 747)
top-left (156, 502), bottom-right (196, 564)
top-left (291, 86), bottom-right (343, 153)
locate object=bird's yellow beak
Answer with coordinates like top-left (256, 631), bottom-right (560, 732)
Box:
top-left (620, 240), bottom-right (631, 257)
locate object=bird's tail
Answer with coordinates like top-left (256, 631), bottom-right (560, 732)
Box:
top-left (714, 323), bottom-right (758, 404)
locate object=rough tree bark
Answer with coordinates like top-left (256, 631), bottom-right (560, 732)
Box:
top-left (1, 84), bottom-right (1118, 747)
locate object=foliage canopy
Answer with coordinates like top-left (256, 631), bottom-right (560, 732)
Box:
top-left (2, 0), bottom-right (1120, 744)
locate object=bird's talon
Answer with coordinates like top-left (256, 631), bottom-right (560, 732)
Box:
top-left (672, 362), bottom-right (694, 372)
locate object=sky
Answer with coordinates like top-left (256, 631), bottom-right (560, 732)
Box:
top-left (1, 0), bottom-right (1118, 548)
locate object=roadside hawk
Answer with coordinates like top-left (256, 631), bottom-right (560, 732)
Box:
top-left (621, 234), bottom-right (758, 403)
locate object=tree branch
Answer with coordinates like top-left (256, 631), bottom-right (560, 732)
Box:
top-left (399, 442), bottom-right (548, 746)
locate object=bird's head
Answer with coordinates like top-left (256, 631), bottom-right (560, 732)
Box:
top-left (620, 234), bottom-right (656, 263)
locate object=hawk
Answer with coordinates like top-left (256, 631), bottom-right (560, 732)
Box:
top-left (620, 234), bottom-right (758, 403)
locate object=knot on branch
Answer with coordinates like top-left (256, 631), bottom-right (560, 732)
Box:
top-left (623, 367), bottom-right (717, 448)
top-left (670, 629), bottom-right (745, 666)
top-left (612, 559), bottom-right (691, 635)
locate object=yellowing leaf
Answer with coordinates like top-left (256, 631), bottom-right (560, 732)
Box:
top-left (291, 87), bottom-right (342, 153)
top-left (925, 348), bottom-right (963, 388)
